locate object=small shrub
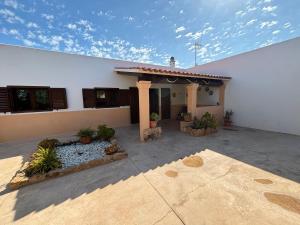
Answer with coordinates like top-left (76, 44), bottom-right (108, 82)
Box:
top-left (200, 112), bottom-right (217, 129)
top-left (77, 128), bottom-right (95, 138)
top-left (25, 147), bottom-right (61, 177)
top-left (150, 112), bottom-right (159, 121)
top-left (192, 118), bottom-right (205, 129)
top-left (38, 138), bottom-right (59, 149)
top-left (97, 125), bottom-right (115, 141)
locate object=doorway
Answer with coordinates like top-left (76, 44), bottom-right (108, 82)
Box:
top-left (161, 88), bottom-right (171, 119)
top-left (149, 88), bottom-right (159, 115)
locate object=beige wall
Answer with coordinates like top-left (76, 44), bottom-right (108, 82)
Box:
top-left (195, 106), bottom-right (224, 125)
top-left (0, 107), bottom-right (131, 143)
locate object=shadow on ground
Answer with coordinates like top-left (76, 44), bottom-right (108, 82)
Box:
top-left (1, 120), bottom-right (300, 221)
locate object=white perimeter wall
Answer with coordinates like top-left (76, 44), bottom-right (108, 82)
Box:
top-left (0, 44), bottom-right (174, 112)
top-left (189, 37), bottom-right (300, 136)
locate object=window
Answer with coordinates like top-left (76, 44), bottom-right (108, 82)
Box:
top-left (82, 88), bottom-right (127, 108)
top-left (95, 88), bottom-right (118, 108)
top-left (0, 86), bottom-right (68, 113)
top-left (10, 87), bottom-right (51, 112)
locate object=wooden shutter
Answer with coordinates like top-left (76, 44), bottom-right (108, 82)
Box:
top-left (0, 87), bottom-right (11, 113)
top-left (50, 88), bottom-right (67, 109)
top-left (118, 89), bottom-right (130, 106)
top-left (82, 89), bottom-right (96, 108)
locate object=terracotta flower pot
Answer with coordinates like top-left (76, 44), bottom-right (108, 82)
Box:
top-left (224, 120), bottom-right (232, 127)
top-left (80, 136), bottom-right (92, 144)
top-left (150, 120), bottom-right (157, 128)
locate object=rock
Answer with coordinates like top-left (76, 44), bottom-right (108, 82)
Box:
top-left (105, 144), bottom-right (119, 155)
top-left (143, 127), bottom-right (162, 141)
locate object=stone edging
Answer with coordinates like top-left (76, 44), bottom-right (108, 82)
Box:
top-left (8, 151), bottom-right (128, 190)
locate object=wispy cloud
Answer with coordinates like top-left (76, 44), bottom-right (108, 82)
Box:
top-left (262, 5), bottom-right (277, 12)
top-left (260, 20), bottom-right (278, 29)
top-left (175, 26), bottom-right (185, 33)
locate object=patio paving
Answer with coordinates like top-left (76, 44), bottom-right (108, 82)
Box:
top-left (0, 121), bottom-right (300, 224)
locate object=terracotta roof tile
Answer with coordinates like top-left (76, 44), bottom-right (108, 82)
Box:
top-left (115, 66), bottom-right (231, 80)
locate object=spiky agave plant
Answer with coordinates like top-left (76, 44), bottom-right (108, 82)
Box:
top-left (25, 147), bottom-right (61, 177)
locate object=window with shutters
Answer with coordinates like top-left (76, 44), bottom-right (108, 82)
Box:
top-left (9, 87), bottom-right (51, 112)
top-left (82, 88), bottom-right (123, 108)
top-left (0, 86), bottom-right (68, 113)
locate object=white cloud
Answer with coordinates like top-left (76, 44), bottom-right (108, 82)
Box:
top-left (235, 10), bottom-right (246, 17)
top-left (123, 16), bottom-right (134, 22)
top-left (262, 6), bottom-right (277, 12)
top-left (283, 22), bottom-right (291, 29)
top-left (27, 22), bottom-right (39, 28)
top-left (41, 13), bottom-right (54, 22)
top-left (175, 26), bottom-right (186, 33)
top-left (202, 26), bottom-right (214, 34)
top-left (246, 19), bottom-right (257, 26)
top-left (272, 30), bottom-right (280, 35)
top-left (260, 20), bottom-right (278, 29)
top-left (4, 0), bottom-right (18, 9)
top-left (176, 34), bottom-right (182, 39)
top-left (23, 39), bottom-right (36, 46)
top-left (0, 8), bottom-right (24, 23)
top-left (66, 23), bottom-right (77, 30)
top-left (77, 20), bottom-right (95, 32)
top-left (179, 10), bottom-right (183, 14)
top-left (260, 39), bottom-right (273, 47)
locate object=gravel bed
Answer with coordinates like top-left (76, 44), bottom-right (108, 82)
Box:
top-left (56, 141), bottom-right (111, 168)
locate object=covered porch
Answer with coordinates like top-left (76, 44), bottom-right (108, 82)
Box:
top-left (115, 66), bottom-right (231, 141)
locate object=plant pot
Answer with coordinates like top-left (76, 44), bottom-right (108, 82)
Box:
top-left (183, 114), bottom-right (192, 122)
top-left (190, 128), bottom-right (205, 136)
top-left (80, 136), bottom-right (92, 144)
top-left (224, 120), bottom-right (232, 127)
top-left (150, 120), bottom-right (157, 128)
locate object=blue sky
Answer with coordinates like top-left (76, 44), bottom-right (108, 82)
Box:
top-left (0, 0), bottom-right (299, 68)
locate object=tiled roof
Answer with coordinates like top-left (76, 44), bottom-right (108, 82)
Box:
top-left (115, 66), bottom-right (231, 80)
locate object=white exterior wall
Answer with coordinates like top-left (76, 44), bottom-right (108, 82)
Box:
top-left (189, 37), bottom-right (300, 135)
top-left (0, 44), bottom-right (173, 112)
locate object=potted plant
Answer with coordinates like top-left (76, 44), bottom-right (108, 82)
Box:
top-left (77, 128), bottom-right (95, 144)
top-left (96, 125), bottom-right (115, 141)
top-left (150, 112), bottom-right (159, 128)
top-left (182, 112), bottom-right (192, 122)
top-left (190, 118), bottom-right (205, 136)
top-left (224, 110), bottom-right (233, 127)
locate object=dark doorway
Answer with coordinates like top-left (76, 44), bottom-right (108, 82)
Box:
top-left (149, 88), bottom-right (159, 115)
top-left (129, 87), bottom-right (139, 124)
top-left (161, 88), bottom-right (171, 119)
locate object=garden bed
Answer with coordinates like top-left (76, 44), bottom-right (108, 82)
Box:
top-left (9, 125), bottom-right (127, 190)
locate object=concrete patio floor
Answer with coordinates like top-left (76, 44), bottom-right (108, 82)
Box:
top-left (0, 121), bottom-right (300, 224)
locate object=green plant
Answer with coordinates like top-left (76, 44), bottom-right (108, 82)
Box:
top-left (224, 110), bottom-right (233, 121)
top-left (97, 125), bottom-right (115, 141)
top-left (150, 112), bottom-right (159, 121)
top-left (37, 138), bottom-right (59, 149)
top-left (182, 112), bottom-right (192, 122)
top-left (192, 118), bottom-right (205, 129)
top-left (77, 128), bottom-right (95, 138)
top-left (25, 147), bottom-right (61, 177)
top-left (200, 112), bottom-right (217, 129)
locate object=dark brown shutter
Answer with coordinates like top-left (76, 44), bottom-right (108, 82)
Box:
top-left (0, 87), bottom-right (11, 112)
top-left (118, 89), bottom-right (130, 106)
top-left (82, 89), bottom-right (96, 108)
top-left (50, 88), bottom-right (67, 109)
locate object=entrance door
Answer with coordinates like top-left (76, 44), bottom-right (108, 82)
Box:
top-left (149, 88), bottom-right (159, 115)
top-left (129, 87), bottom-right (139, 124)
top-left (161, 88), bottom-right (171, 119)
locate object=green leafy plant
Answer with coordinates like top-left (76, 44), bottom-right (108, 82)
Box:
top-left (37, 138), bottom-right (59, 149)
top-left (25, 147), bottom-right (61, 177)
top-left (192, 118), bottom-right (205, 129)
top-left (97, 125), bottom-right (115, 141)
top-left (77, 128), bottom-right (95, 138)
top-left (182, 112), bottom-right (192, 122)
top-left (150, 112), bottom-right (159, 121)
top-left (200, 112), bottom-right (217, 129)
top-left (224, 110), bottom-right (233, 122)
